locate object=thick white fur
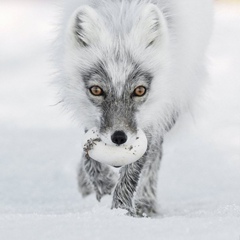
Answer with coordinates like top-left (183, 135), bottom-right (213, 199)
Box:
top-left (55, 0), bottom-right (213, 136)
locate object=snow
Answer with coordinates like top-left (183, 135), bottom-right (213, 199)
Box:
top-left (0, 2), bottom-right (239, 240)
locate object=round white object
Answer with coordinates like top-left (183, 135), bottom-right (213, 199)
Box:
top-left (83, 127), bottom-right (148, 167)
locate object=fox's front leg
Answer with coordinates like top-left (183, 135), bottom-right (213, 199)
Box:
top-left (79, 154), bottom-right (117, 201)
top-left (134, 138), bottom-right (163, 217)
top-left (111, 158), bottom-right (145, 215)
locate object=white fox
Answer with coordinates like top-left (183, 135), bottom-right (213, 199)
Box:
top-left (56, 0), bottom-right (213, 216)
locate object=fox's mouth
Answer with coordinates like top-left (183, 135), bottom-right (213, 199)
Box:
top-left (83, 127), bottom-right (148, 167)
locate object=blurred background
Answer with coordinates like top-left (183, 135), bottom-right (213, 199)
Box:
top-left (0, 0), bottom-right (239, 239)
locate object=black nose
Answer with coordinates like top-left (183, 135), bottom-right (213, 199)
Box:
top-left (111, 131), bottom-right (127, 145)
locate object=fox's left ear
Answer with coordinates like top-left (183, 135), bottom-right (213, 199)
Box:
top-left (131, 4), bottom-right (169, 49)
top-left (67, 6), bottom-right (108, 47)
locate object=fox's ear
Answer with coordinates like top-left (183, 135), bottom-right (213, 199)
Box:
top-left (132, 4), bottom-right (168, 49)
top-left (68, 6), bottom-right (107, 47)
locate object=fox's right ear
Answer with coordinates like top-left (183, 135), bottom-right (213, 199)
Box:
top-left (67, 6), bottom-right (107, 47)
top-left (131, 4), bottom-right (169, 49)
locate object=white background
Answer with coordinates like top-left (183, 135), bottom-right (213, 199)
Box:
top-left (0, 1), bottom-right (239, 239)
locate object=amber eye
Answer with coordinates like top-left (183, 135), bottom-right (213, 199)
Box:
top-left (133, 86), bottom-right (146, 97)
top-left (89, 86), bottom-right (104, 96)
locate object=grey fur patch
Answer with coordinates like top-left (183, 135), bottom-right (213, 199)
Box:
top-left (78, 159), bottom-right (93, 197)
top-left (164, 111), bottom-right (178, 132)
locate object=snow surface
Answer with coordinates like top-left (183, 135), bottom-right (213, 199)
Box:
top-left (0, 2), bottom-right (239, 240)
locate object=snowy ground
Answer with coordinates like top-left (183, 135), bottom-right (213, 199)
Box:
top-left (0, 2), bottom-right (239, 240)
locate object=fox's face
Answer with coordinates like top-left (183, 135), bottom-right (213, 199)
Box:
top-left (82, 58), bottom-right (153, 145)
top-left (63, 3), bottom-right (170, 146)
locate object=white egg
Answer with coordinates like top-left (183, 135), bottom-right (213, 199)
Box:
top-left (83, 127), bottom-right (148, 167)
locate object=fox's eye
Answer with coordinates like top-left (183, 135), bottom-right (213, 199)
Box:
top-left (133, 86), bottom-right (146, 97)
top-left (89, 86), bottom-right (104, 96)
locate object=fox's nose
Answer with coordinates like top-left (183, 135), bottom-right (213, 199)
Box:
top-left (111, 131), bottom-right (127, 145)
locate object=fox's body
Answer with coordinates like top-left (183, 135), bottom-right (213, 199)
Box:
top-left (57, 0), bottom-right (213, 216)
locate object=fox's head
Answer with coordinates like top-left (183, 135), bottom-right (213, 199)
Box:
top-left (62, 3), bottom-right (171, 147)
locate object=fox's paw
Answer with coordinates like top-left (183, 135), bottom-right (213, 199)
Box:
top-left (111, 186), bottom-right (135, 215)
top-left (93, 179), bottom-right (115, 202)
top-left (135, 199), bottom-right (158, 217)
top-left (92, 171), bottom-right (117, 201)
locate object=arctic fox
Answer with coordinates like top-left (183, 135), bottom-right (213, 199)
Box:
top-left (56, 0), bottom-right (213, 216)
